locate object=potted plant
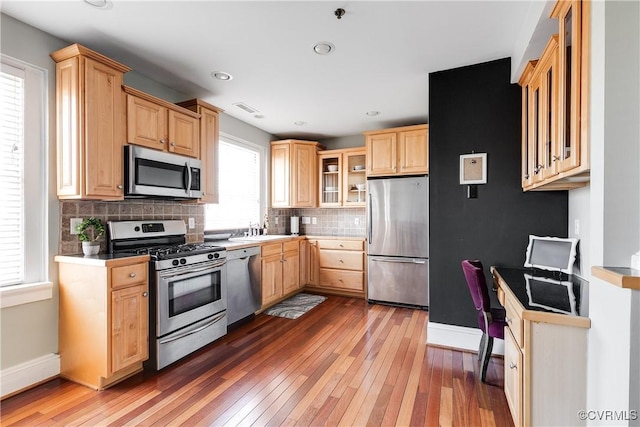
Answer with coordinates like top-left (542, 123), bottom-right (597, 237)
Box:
top-left (77, 217), bottom-right (105, 256)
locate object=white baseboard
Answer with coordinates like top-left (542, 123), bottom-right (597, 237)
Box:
top-left (0, 353), bottom-right (60, 398)
top-left (426, 321), bottom-right (504, 356)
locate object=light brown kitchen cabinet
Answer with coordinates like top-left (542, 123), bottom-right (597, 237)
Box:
top-left (271, 140), bottom-right (320, 208)
top-left (300, 239), bottom-right (319, 287)
top-left (124, 86), bottom-right (200, 158)
top-left (364, 124), bottom-right (428, 177)
top-left (176, 99), bottom-right (224, 203)
top-left (303, 238), bottom-right (366, 298)
top-left (51, 44), bottom-right (131, 200)
top-left (318, 148), bottom-right (367, 208)
top-left (492, 266), bottom-right (589, 427)
top-left (518, 0), bottom-right (590, 191)
top-left (55, 255), bottom-right (149, 390)
top-left (261, 240), bottom-right (300, 307)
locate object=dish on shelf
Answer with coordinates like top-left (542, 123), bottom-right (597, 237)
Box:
top-left (353, 165), bottom-right (365, 171)
top-left (324, 187), bottom-right (338, 191)
top-left (327, 165), bottom-right (338, 172)
top-left (355, 183), bottom-right (366, 190)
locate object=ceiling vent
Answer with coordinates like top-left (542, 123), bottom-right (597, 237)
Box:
top-left (233, 102), bottom-right (259, 114)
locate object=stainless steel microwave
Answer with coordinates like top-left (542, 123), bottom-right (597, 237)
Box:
top-left (125, 145), bottom-right (203, 199)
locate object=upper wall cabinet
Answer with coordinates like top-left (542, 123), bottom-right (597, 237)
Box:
top-left (271, 140), bottom-right (320, 208)
top-left (364, 124), bottom-right (429, 177)
top-left (318, 148), bottom-right (367, 208)
top-left (124, 86), bottom-right (200, 159)
top-left (51, 44), bottom-right (131, 200)
top-left (176, 99), bottom-right (223, 204)
top-left (519, 0), bottom-right (590, 191)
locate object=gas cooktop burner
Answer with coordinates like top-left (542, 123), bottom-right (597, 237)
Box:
top-left (131, 243), bottom-right (225, 260)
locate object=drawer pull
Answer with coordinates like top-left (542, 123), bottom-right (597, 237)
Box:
top-left (509, 362), bottom-right (518, 370)
top-left (339, 259), bottom-right (344, 263)
top-left (142, 292), bottom-right (148, 297)
top-left (129, 273), bottom-right (136, 278)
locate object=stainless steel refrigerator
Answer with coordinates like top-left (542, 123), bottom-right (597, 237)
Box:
top-left (367, 175), bottom-right (429, 308)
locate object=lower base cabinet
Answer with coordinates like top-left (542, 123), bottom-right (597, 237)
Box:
top-left (303, 238), bottom-right (366, 298)
top-left (261, 240), bottom-right (300, 308)
top-left (56, 255), bottom-right (149, 390)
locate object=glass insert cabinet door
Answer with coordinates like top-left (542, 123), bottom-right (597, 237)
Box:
top-left (343, 150), bottom-right (366, 206)
top-left (319, 154), bottom-right (341, 206)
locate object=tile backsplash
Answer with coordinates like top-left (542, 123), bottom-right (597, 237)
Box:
top-left (59, 200), bottom-right (205, 255)
top-left (60, 201), bottom-right (365, 255)
top-left (267, 207), bottom-right (366, 237)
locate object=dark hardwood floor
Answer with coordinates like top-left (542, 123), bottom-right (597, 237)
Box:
top-left (1, 295), bottom-right (513, 426)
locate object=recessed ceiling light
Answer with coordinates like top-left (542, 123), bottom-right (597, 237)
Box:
top-left (211, 71), bottom-right (233, 81)
top-left (313, 42), bottom-right (335, 55)
top-left (84, 0), bottom-right (111, 8)
top-left (366, 111), bottom-right (380, 116)
top-left (294, 121), bottom-right (307, 126)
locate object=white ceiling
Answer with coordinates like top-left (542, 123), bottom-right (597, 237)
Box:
top-left (2, 0), bottom-right (536, 140)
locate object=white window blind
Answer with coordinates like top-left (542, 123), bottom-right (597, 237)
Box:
top-left (206, 138), bottom-right (263, 230)
top-left (0, 64), bottom-right (25, 286)
top-left (0, 55), bottom-right (47, 290)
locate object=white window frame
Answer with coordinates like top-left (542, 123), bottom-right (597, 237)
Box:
top-left (0, 54), bottom-right (52, 308)
top-left (205, 132), bottom-right (267, 231)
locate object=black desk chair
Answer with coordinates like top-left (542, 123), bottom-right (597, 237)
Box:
top-left (461, 260), bottom-right (506, 382)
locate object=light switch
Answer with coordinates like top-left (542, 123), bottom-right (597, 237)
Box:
top-left (302, 216), bottom-right (311, 225)
top-left (70, 218), bottom-right (83, 234)
top-left (188, 217), bottom-right (195, 229)
top-left (312, 217), bottom-right (317, 225)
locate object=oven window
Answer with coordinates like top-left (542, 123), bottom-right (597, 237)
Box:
top-left (168, 270), bottom-right (221, 317)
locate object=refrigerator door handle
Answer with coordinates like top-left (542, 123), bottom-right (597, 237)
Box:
top-left (370, 257), bottom-right (426, 264)
top-left (367, 194), bottom-right (373, 244)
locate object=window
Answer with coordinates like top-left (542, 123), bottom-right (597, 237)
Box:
top-left (205, 134), bottom-right (266, 230)
top-left (0, 55), bottom-right (48, 295)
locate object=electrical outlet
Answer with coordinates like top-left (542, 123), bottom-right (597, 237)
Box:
top-left (301, 216), bottom-right (311, 225)
top-left (312, 217), bottom-right (317, 225)
top-left (70, 218), bottom-right (83, 234)
top-left (188, 217), bottom-right (195, 229)
top-left (354, 218), bottom-right (359, 225)
top-left (275, 217), bottom-right (278, 225)
top-left (574, 219), bottom-right (580, 235)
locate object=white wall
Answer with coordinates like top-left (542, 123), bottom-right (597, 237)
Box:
top-left (0, 13), bottom-right (65, 371)
top-left (585, 1), bottom-right (640, 425)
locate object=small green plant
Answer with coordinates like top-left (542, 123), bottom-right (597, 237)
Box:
top-left (76, 217), bottom-right (105, 242)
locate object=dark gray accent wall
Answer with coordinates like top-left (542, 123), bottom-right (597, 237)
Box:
top-left (428, 58), bottom-right (568, 328)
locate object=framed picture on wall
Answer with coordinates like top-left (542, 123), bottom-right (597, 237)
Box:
top-left (459, 153), bottom-right (487, 184)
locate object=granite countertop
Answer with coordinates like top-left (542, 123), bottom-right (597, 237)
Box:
top-left (54, 253), bottom-right (150, 267)
top-left (491, 266), bottom-right (589, 319)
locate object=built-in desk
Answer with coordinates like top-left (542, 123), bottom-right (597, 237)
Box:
top-left (491, 266), bottom-right (590, 427)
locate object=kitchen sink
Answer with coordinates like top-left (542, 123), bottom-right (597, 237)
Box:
top-left (228, 235), bottom-right (291, 242)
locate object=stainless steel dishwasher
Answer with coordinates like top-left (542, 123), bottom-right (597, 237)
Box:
top-left (226, 246), bottom-right (261, 327)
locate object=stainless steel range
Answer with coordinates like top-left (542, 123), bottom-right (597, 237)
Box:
top-left (108, 220), bottom-right (227, 370)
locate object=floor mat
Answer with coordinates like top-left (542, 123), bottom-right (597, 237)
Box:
top-left (264, 293), bottom-right (327, 319)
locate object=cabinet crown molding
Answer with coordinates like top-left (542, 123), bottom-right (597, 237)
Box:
top-left (50, 43), bottom-right (131, 73)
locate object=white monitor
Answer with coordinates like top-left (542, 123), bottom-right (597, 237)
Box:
top-left (524, 274), bottom-right (577, 315)
top-left (524, 235), bottom-right (578, 274)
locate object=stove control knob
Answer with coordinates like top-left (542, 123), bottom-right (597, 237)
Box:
top-left (172, 260), bottom-right (179, 266)
top-left (180, 258), bottom-right (187, 265)
top-left (213, 253), bottom-right (220, 259)
top-left (208, 254), bottom-right (214, 260)
top-left (134, 226), bottom-right (140, 232)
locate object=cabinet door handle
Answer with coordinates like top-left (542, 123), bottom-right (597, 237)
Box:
top-left (117, 184), bottom-right (123, 189)
top-left (160, 138), bottom-right (167, 144)
top-left (170, 142), bottom-right (176, 147)
top-left (505, 316), bottom-right (512, 324)
top-left (552, 155), bottom-right (560, 161)
top-left (129, 273), bottom-right (136, 278)
top-left (142, 292), bottom-right (148, 297)
top-left (509, 362), bottom-right (517, 370)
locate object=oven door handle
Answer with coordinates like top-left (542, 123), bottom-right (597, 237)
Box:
top-left (158, 262), bottom-right (224, 280)
top-left (158, 312), bottom-right (226, 345)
